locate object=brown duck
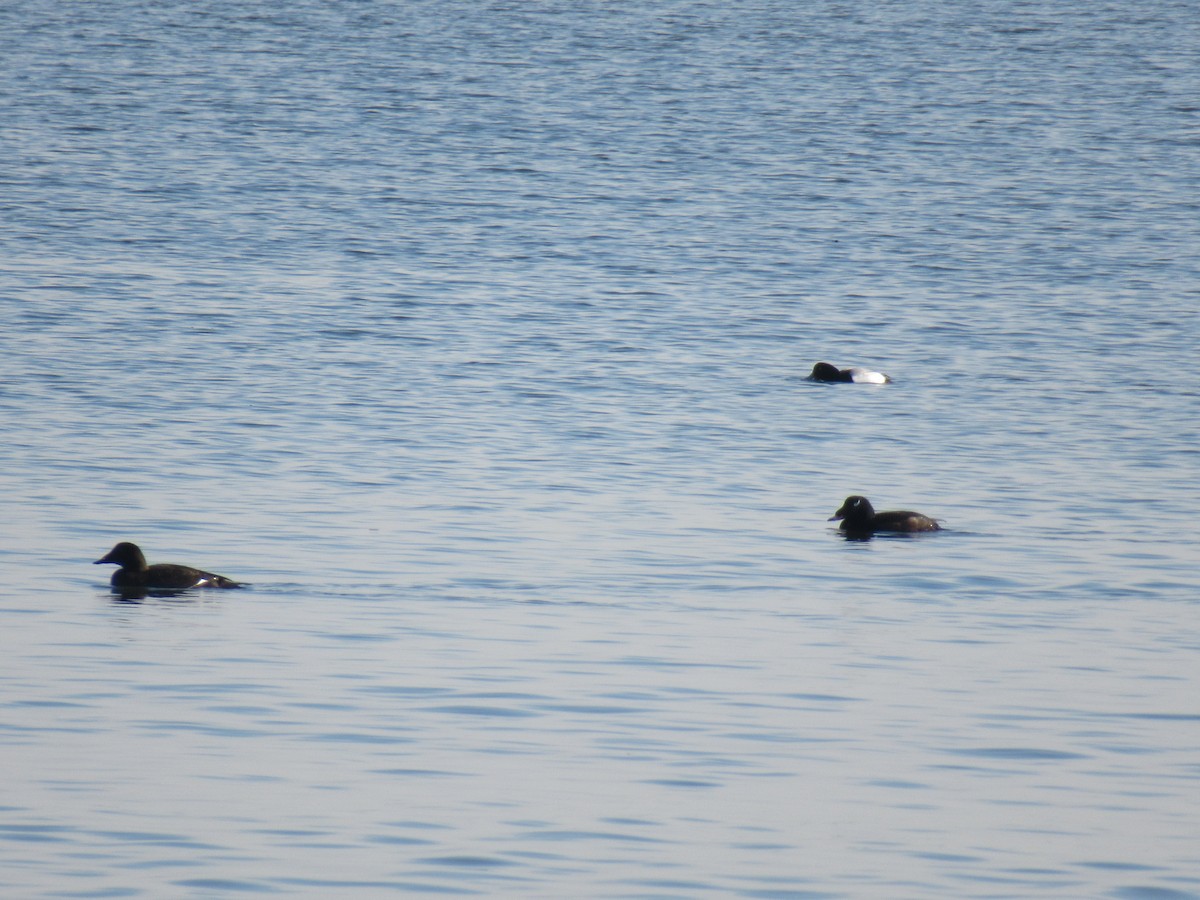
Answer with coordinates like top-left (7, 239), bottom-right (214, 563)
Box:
top-left (94, 542), bottom-right (242, 591)
top-left (829, 496), bottom-right (941, 535)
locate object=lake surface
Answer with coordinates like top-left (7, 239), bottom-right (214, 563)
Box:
top-left (2, 0), bottom-right (1199, 896)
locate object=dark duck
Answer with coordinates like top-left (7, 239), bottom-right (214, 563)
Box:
top-left (94, 542), bottom-right (242, 592)
top-left (809, 362), bottom-right (891, 384)
top-left (828, 496), bottom-right (941, 536)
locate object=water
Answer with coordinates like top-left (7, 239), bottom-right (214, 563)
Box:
top-left (2, 0), bottom-right (1199, 896)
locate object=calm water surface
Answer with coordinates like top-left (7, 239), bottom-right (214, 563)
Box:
top-left (2, 0), bottom-right (1198, 897)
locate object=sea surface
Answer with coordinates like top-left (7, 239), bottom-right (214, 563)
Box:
top-left (2, 0), bottom-right (1199, 897)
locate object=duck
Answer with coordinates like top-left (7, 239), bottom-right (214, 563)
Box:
top-left (828, 496), bottom-right (941, 535)
top-left (809, 362), bottom-right (891, 384)
top-left (94, 542), bottom-right (243, 592)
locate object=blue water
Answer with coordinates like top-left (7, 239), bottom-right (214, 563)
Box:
top-left (2, 0), bottom-right (1199, 896)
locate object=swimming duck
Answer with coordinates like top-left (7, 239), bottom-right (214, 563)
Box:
top-left (809, 362), bottom-right (892, 384)
top-left (94, 542), bottom-right (242, 591)
top-left (828, 496), bottom-right (941, 535)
